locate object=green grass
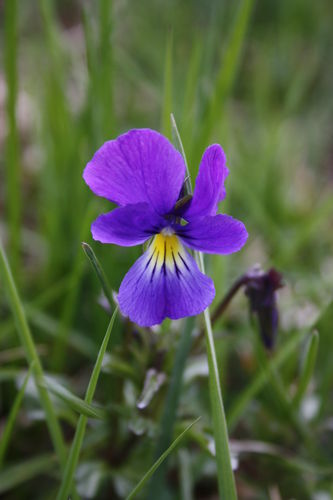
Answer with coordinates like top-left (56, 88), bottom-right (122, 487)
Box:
top-left (1, 0), bottom-right (333, 498)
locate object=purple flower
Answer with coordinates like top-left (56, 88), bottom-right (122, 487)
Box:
top-left (83, 129), bottom-right (248, 327)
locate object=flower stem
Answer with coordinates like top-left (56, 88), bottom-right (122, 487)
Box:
top-left (170, 114), bottom-right (237, 498)
top-left (197, 253), bottom-right (237, 499)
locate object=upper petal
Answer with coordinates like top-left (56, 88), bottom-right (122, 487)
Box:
top-left (91, 203), bottom-right (166, 246)
top-left (118, 233), bottom-right (215, 326)
top-left (182, 144), bottom-right (229, 220)
top-left (176, 214), bottom-right (248, 254)
top-left (83, 129), bottom-right (186, 215)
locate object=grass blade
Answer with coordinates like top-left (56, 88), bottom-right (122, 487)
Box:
top-left (82, 242), bottom-right (114, 310)
top-left (293, 330), bottom-right (319, 408)
top-left (51, 206), bottom-right (96, 371)
top-left (200, 266), bottom-right (237, 499)
top-left (0, 453), bottom-right (56, 494)
top-left (228, 302), bottom-right (331, 431)
top-left (227, 330), bottom-right (306, 430)
top-left (4, 0), bottom-right (20, 274)
top-left (0, 363), bottom-right (34, 467)
top-left (56, 307), bottom-right (118, 500)
top-left (191, 0), bottom-right (255, 164)
top-left (127, 417), bottom-right (200, 500)
top-left (147, 316), bottom-right (195, 498)
top-left (98, 0), bottom-right (114, 139)
top-left (0, 240), bottom-right (67, 469)
top-left (161, 32), bottom-right (173, 140)
top-left (42, 377), bottom-right (106, 420)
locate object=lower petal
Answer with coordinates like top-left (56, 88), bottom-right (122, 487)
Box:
top-left (118, 233), bottom-right (215, 327)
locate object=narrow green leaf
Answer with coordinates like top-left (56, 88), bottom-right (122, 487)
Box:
top-left (82, 242), bottom-right (114, 310)
top-left (98, 0), bottom-right (114, 139)
top-left (29, 308), bottom-right (98, 359)
top-left (227, 330), bottom-right (306, 430)
top-left (252, 327), bottom-right (318, 455)
top-left (127, 417), bottom-right (200, 500)
top-left (161, 32), bottom-right (173, 140)
top-left (228, 302), bottom-right (331, 431)
top-left (181, 40), bottom-right (203, 151)
top-left (4, 0), bottom-right (20, 274)
top-left (42, 378), bottom-right (106, 420)
top-left (0, 240), bottom-right (67, 469)
top-left (179, 449), bottom-right (193, 500)
top-left (0, 368), bottom-right (27, 383)
top-left (56, 308), bottom-right (118, 500)
top-left (0, 363), bottom-right (34, 467)
top-left (147, 317), bottom-right (194, 498)
top-left (52, 206), bottom-right (96, 371)
top-left (293, 330), bottom-right (319, 408)
top-left (171, 113), bottom-right (191, 193)
top-left (201, 299), bottom-right (237, 499)
top-left (0, 453), bottom-right (56, 494)
top-left (191, 0), bottom-right (255, 164)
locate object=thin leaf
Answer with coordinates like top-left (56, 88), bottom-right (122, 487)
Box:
top-left (82, 242), bottom-right (114, 310)
top-left (293, 330), bottom-right (319, 408)
top-left (179, 449), bottom-right (193, 500)
top-left (127, 417), bottom-right (200, 500)
top-left (227, 330), bottom-right (306, 430)
top-left (42, 377), bottom-right (106, 420)
top-left (0, 240), bottom-right (67, 469)
top-left (0, 363), bottom-right (34, 466)
top-left (171, 113), bottom-right (192, 193)
top-left (0, 453), bottom-right (56, 494)
top-left (51, 206), bottom-right (95, 371)
top-left (228, 302), bottom-right (331, 431)
top-left (56, 308), bottom-right (118, 500)
top-left (147, 317), bottom-right (194, 498)
top-left (161, 32), bottom-right (173, 140)
top-left (191, 0), bottom-right (255, 164)
top-left (4, 0), bottom-right (20, 274)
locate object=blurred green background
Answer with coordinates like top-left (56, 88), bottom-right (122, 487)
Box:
top-left (1, 0), bottom-right (333, 498)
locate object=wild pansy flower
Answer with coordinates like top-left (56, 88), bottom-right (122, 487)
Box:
top-left (83, 129), bottom-right (248, 327)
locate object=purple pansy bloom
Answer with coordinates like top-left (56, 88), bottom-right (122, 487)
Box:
top-left (83, 129), bottom-right (248, 327)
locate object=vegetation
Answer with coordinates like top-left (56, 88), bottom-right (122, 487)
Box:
top-left (1, 0), bottom-right (333, 498)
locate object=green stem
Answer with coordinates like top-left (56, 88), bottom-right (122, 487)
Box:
top-left (197, 254), bottom-right (237, 499)
top-left (171, 114), bottom-right (236, 498)
top-left (0, 240), bottom-right (67, 469)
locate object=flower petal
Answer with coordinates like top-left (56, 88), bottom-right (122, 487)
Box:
top-left (118, 234), bottom-right (215, 326)
top-left (183, 144), bottom-right (229, 220)
top-left (83, 129), bottom-right (186, 215)
top-left (176, 214), bottom-right (248, 254)
top-left (91, 203), bottom-right (166, 246)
